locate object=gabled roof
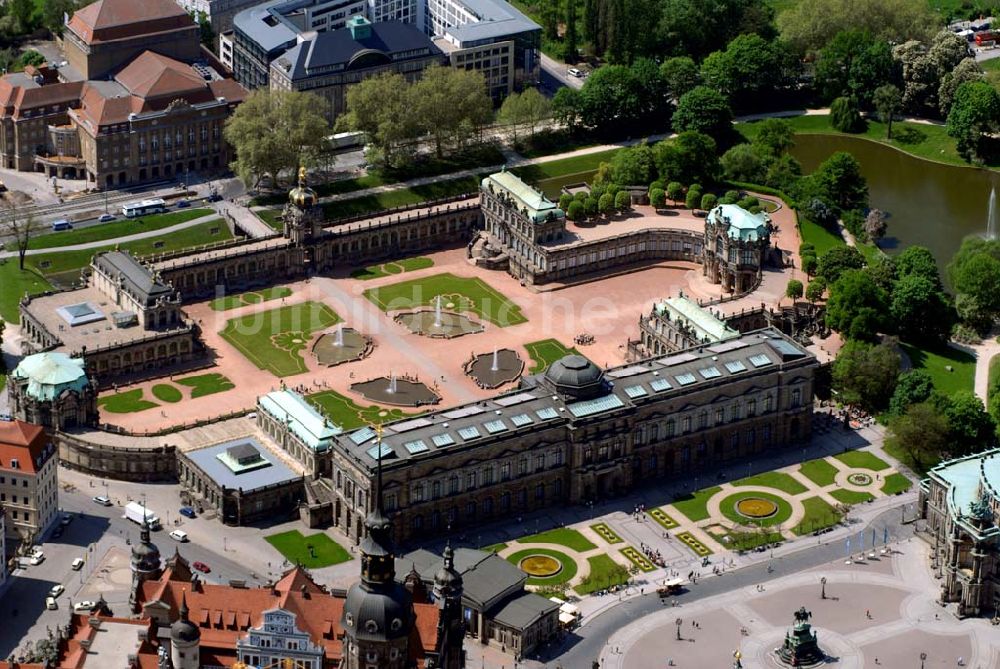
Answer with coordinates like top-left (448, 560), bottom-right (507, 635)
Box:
top-left (115, 52), bottom-right (207, 100)
top-left (68, 0), bottom-right (192, 44)
top-left (0, 421), bottom-right (49, 475)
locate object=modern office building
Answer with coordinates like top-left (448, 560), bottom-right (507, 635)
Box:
top-left (0, 421), bottom-right (60, 543)
top-left (269, 16), bottom-right (446, 123)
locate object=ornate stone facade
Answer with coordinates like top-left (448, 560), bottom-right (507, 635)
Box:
top-left (8, 352), bottom-right (99, 431)
top-left (701, 204), bottom-right (771, 293)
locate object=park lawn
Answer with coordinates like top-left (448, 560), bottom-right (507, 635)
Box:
top-left (513, 149), bottom-right (619, 182)
top-left (725, 529), bottom-right (785, 551)
top-left (363, 272), bottom-right (527, 327)
top-left (791, 496), bottom-right (843, 536)
top-left (670, 486), bottom-right (722, 522)
top-left (0, 260), bottom-right (53, 323)
top-left (13, 209), bottom-right (213, 251)
top-left (264, 530), bottom-right (351, 568)
top-left (219, 301), bottom-right (340, 377)
top-left (881, 472), bottom-right (913, 495)
top-left (829, 489), bottom-right (875, 505)
top-left (308, 390), bottom-right (416, 430)
top-left (257, 208), bottom-right (283, 230)
top-left (506, 547), bottom-right (578, 586)
top-left (210, 286), bottom-right (293, 311)
top-left (321, 175), bottom-right (483, 220)
top-left (98, 389), bottom-right (157, 413)
top-left (798, 216), bottom-right (846, 256)
top-left (799, 458), bottom-right (839, 487)
top-left (481, 542), bottom-right (508, 553)
top-left (574, 554), bottom-right (630, 595)
top-left (518, 527), bottom-right (596, 552)
top-left (175, 373), bottom-right (235, 398)
top-left (834, 450), bottom-right (891, 471)
top-left (732, 471), bottom-right (808, 495)
top-left (151, 384), bottom-right (182, 403)
top-left (524, 339), bottom-right (581, 373)
top-left (719, 490), bottom-right (793, 528)
top-left (350, 256), bottom-right (434, 280)
top-left (899, 342), bottom-right (976, 396)
top-left (989, 353), bottom-right (1000, 397)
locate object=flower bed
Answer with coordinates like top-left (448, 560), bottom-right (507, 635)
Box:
top-left (620, 546), bottom-right (656, 572)
top-left (650, 507), bottom-right (678, 530)
top-left (677, 532), bottom-right (713, 557)
top-left (847, 472), bottom-right (873, 486)
top-left (590, 522), bottom-right (623, 544)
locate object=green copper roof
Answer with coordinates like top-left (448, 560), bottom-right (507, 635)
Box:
top-left (482, 170), bottom-right (564, 224)
top-left (259, 390), bottom-right (341, 452)
top-left (708, 204), bottom-right (770, 242)
top-left (12, 352), bottom-right (90, 401)
top-left (654, 295), bottom-right (736, 343)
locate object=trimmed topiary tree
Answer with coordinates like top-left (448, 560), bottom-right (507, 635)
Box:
top-left (666, 181), bottom-right (684, 204)
top-left (558, 193), bottom-right (573, 211)
top-left (566, 200), bottom-right (584, 221)
top-left (737, 195), bottom-right (759, 210)
top-left (584, 196), bottom-right (598, 216)
top-left (615, 190), bottom-right (631, 212)
top-left (650, 188), bottom-right (666, 208)
top-left (801, 254), bottom-right (818, 276)
top-left (700, 193), bottom-right (718, 210)
top-left (598, 192), bottom-right (616, 215)
top-left (786, 279), bottom-right (804, 302)
top-left (720, 189), bottom-right (740, 204)
top-left (685, 187), bottom-right (702, 209)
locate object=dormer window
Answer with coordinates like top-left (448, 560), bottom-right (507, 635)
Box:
top-left (390, 618), bottom-right (402, 631)
top-left (10, 459), bottom-right (18, 469)
top-left (345, 613), bottom-right (354, 627)
top-left (365, 620), bottom-right (378, 633)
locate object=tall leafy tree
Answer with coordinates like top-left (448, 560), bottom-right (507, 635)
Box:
top-left (944, 391), bottom-right (997, 456)
top-left (831, 340), bottom-right (901, 411)
top-left (659, 56), bottom-right (701, 99)
top-left (888, 369), bottom-right (935, 416)
top-left (825, 268), bottom-right (888, 341)
top-left (337, 72), bottom-right (419, 167)
top-left (894, 30), bottom-right (971, 117)
top-left (814, 31), bottom-right (894, 105)
top-left (700, 34), bottom-right (796, 108)
top-left (811, 151), bottom-right (869, 212)
top-left (894, 245), bottom-right (941, 287)
top-left (873, 84), bottom-right (902, 139)
top-left (946, 80), bottom-right (1000, 162)
top-left (672, 85), bottom-right (732, 139)
top-left (886, 402), bottom-right (949, 472)
top-left (653, 131), bottom-right (720, 185)
top-left (564, 0), bottom-right (579, 62)
top-left (411, 65), bottom-right (492, 157)
top-left (657, 0), bottom-right (775, 61)
top-left (778, 0), bottom-right (937, 54)
top-left (890, 274), bottom-right (953, 343)
top-left (938, 58), bottom-right (984, 117)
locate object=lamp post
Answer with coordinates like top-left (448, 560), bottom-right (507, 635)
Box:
top-left (675, 618), bottom-right (682, 641)
top-left (920, 652), bottom-right (927, 669)
top-left (820, 576), bottom-right (827, 600)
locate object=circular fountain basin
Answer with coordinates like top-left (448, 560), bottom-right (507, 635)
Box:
top-left (395, 310), bottom-right (484, 338)
top-left (465, 349), bottom-right (524, 388)
top-left (350, 377), bottom-right (441, 407)
top-left (312, 327), bottom-right (372, 366)
top-left (518, 555), bottom-right (562, 578)
top-left (735, 497), bottom-right (780, 519)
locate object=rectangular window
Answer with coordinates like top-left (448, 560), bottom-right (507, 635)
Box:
top-left (467, 472), bottom-right (476, 489)
top-left (501, 463), bottom-right (511, 480)
top-left (791, 389), bottom-right (801, 408)
top-left (682, 417), bottom-right (691, 433)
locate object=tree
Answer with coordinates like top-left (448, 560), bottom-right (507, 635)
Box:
top-left (949, 237), bottom-right (1000, 318)
top-left (9, 0), bottom-right (36, 34)
top-left (895, 31), bottom-right (973, 117)
top-left (894, 245), bottom-right (940, 286)
top-left (411, 66), bottom-right (492, 158)
top-left (721, 143), bottom-right (765, 184)
top-left (830, 340), bottom-right (901, 412)
top-left (564, 0), bottom-right (579, 62)
top-left (1, 204), bottom-right (45, 270)
top-left (890, 274), bottom-right (953, 343)
top-left (816, 246), bottom-right (865, 283)
top-left (584, 196), bottom-right (599, 216)
top-left (786, 279), bottom-right (804, 302)
top-left (864, 208), bottom-right (887, 243)
top-left (575, 62), bottom-right (669, 135)
top-left (873, 84), bottom-right (903, 139)
top-left (886, 401), bottom-right (950, 472)
top-left (41, 0), bottom-right (78, 36)
top-left (938, 58), bottom-right (984, 117)
top-left (700, 192), bottom-right (718, 211)
top-left (598, 192), bottom-right (616, 215)
top-left (672, 86), bottom-right (732, 139)
top-left (944, 391), bottom-right (996, 456)
top-left (806, 277), bottom-right (826, 302)
top-left (609, 143), bottom-right (656, 185)
top-left (801, 254), bottom-right (818, 276)
top-left (812, 151), bottom-right (869, 212)
top-left (700, 34), bottom-right (795, 107)
top-left (830, 96), bottom-right (865, 133)
top-left (559, 193), bottom-right (574, 211)
top-left (656, 0), bottom-right (776, 62)
top-left (615, 190), bottom-right (631, 211)
top-left (888, 369), bottom-right (935, 416)
top-left (552, 87), bottom-right (581, 129)
top-left (498, 88), bottom-right (551, 145)
top-left (653, 131), bottom-right (720, 185)
top-left (566, 200), bottom-right (585, 221)
top-left (754, 118), bottom-right (796, 157)
top-left (194, 10), bottom-right (214, 48)
top-left (825, 268), bottom-right (888, 341)
top-left (224, 89), bottom-right (330, 189)
top-left (666, 181), bottom-right (684, 204)
top-left (777, 0), bottom-right (937, 54)
top-left (946, 80), bottom-right (1000, 162)
top-left (814, 31), bottom-right (894, 105)
top-left (660, 56), bottom-right (701, 98)
top-left (337, 72), bottom-right (419, 168)
top-left (650, 187), bottom-right (666, 208)
top-left (684, 187), bottom-right (702, 209)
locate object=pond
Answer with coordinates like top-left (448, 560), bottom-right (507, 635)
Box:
top-left (790, 133), bottom-right (999, 272)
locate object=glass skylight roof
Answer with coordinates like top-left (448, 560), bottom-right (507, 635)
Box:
top-left (675, 373), bottom-right (697, 386)
top-left (650, 378), bottom-right (672, 392)
top-left (724, 360), bottom-right (747, 374)
top-left (567, 394), bottom-right (625, 418)
top-left (404, 440), bottom-right (429, 454)
top-left (350, 427), bottom-right (376, 445)
top-left (484, 419), bottom-right (508, 434)
top-left (624, 384), bottom-right (648, 398)
top-left (431, 434), bottom-right (455, 448)
top-left (511, 413), bottom-right (533, 427)
top-left (458, 426), bottom-right (482, 440)
top-left (494, 392), bottom-right (536, 407)
top-left (699, 366), bottom-right (722, 379)
top-left (536, 407), bottom-right (559, 420)
top-left (366, 444), bottom-right (393, 460)
top-left (749, 353), bottom-right (772, 367)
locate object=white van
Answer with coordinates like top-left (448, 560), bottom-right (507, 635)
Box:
top-left (169, 529), bottom-right (189, 542)
top-left (45, 597), bottom-right (58, 610)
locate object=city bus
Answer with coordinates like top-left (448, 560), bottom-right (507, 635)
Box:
top-left (121, 198), bottom-right (166, 218)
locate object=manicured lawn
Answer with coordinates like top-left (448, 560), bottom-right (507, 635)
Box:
top-left (0, 260), bottom-right (53, 323)
top-left (307, 390), bottom-right (416, 430)
top-left (524, 338), bottom-right (581, 373)
top-left (732, 471), bottom-right (808, 495)
top-left (670, 486), bottom-right (722, 522)
top-left (791, 496), bottom-right (843, 536)
top-left (676, 531), bottom-right (714, 556)
top-left (590, 523), bottom-right (624, 544)
top-left (799, 458), bottom-right (839, 487)
top-left (506, 547), bottom-right (578, 586)
top-left (321, 175), bottom-right (483, 220)
top-left (151, 384), bottom-right (182, 403)
top-left (574, 554), bottom-right (630, 595)
top-left (899, 342), bottom-right (976, 396)
top-left (98, 389), bottom-right (157, 413)
top-left (620, 545), bottom-right (657, 571)
top-left (219, 301), bottom-right (340, 377)
top-left (719, 491), bottom-right (794, 528)
top-left (363, 272), bottom-right (527, 326)
top-left (264, 530), bottom-right (352, 568)
top-left (881, 472), bottom-right (913, 495)
top-left (481, 542), bottom-right (508, 553)
top-left (834, 450), bottom-right (891, 471)
top-left (989, 353), bottom-right (1000, 397)
top-left (210, 286), bottom-right (293, 311)
top-left (175, 373), bottom-right (236, 398)
top-left (519, 527), bottom-right (596, 552)
top-left (829, 489), bottom-right (875, 505)
top-left (798, 216), bottom-right (847, 256)
top-left (350, 256), bottom-right (434, 280)
top-left (725, 529), bottom-right (784, 551)
top-left (513, 149), bottom-right (619, 182)
top-left (13, 209), bottom-right (213, 251)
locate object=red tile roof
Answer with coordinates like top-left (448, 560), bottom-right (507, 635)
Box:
top-left (67, 0), bottom-right (192, 44)
top-left (0, 421), bottom-right (48, 474)
top-left (115, 51), bottom-right (207, 100)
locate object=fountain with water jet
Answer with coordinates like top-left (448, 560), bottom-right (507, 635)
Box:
top-left (311, 326), bottom-right (372, 366)
top-left (465, 348), bottom-right (524, 389)
top-left (434, 295), bottom-right (443, 327)
top-left (987, 187), bottom-right (998, 241)
top-left (387, 372), bottom-right (397, 394)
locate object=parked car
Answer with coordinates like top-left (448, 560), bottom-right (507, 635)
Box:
top-left (30, 554), bottom-right (45, 566)
top-left (176, 199), bottom-right (190, 208)
top-left (98, 213), bottom-right (115, 222)
top-left (71, 558), bottom-right (85, 571)
top-left (45, 597), bottom-right (58, 610)
top-left (206, 193), bottom-right (222, 202)
top-left (60, 513), bottom-right (73, 526)
top-left (48, 584), bottom-right (65, 598)
top-left (179, 506), bottom-right (196, 519)
top-left (52, 527), bottom-right (64, 539)
top-left (192, 561), bottom-right (210, 573)
top-left (169, 530), bottom-right (189, 542)
top-left (92, 495), bottom-right (112, 507)
top-left (567, 67), bottom-right (583, 77)
top-left (73, 601), bottom-right (97, 614)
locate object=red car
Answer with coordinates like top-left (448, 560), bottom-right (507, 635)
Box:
top-left (192, 561), bottom-right (211, 573)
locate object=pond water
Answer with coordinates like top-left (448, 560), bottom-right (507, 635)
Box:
top-left (790, 134), bottom-right (999, 271)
